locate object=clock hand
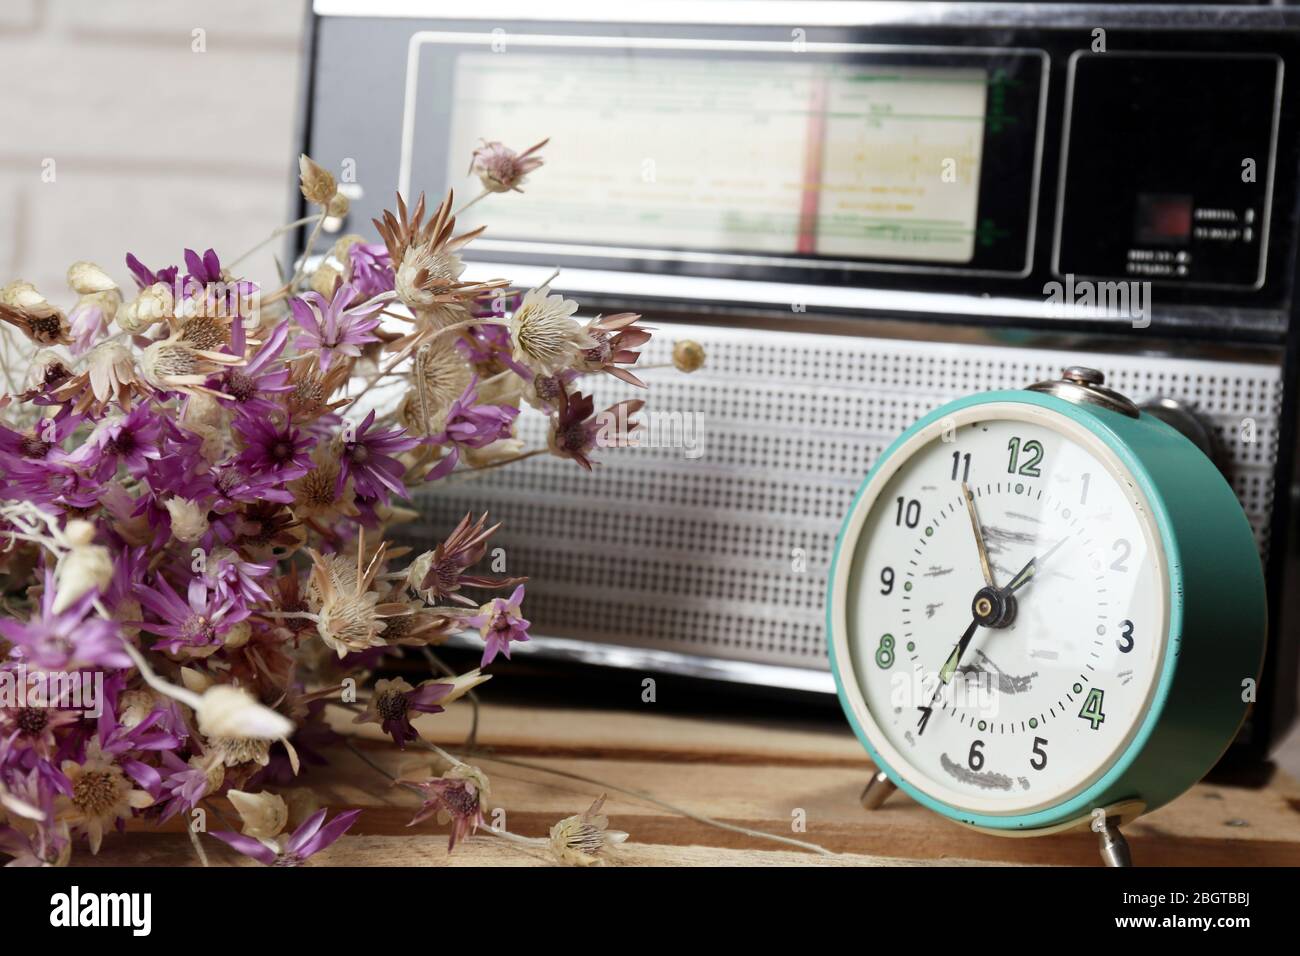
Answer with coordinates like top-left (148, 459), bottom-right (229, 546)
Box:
top-left (961, 481), bottom-right (996, 588)
top-left (1004, 534), bottom-right (1070, 594)
top-left (938, 619), bottom-right (980, 686)
top-left (917, 618), bottom-right (979, 735)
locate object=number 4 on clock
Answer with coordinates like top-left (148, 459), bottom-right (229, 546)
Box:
top-left (1078, 687), bottom-right (1106, 730)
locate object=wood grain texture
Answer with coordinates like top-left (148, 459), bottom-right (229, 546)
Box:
top-left (80, 701), bottom-right (1300, 867)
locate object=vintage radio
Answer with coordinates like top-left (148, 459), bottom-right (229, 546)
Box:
top-left (297, 2), bottom-right (1300, 756)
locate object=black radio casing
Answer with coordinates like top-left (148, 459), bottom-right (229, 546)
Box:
top-left (296, 2), bottom-right (1300, 759)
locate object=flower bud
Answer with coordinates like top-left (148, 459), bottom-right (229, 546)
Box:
top-left (310, 264), bottom-right (341, 298)
top-left (672, 339), bottom-right (706, 373)
top-left (118, 282), bottom-right (173, 334)
top-left (52, 535), bottom-right (113, 614)
top-left (67, 261), bottom-right (118, 295)
top-left (298, 154), bottom-right (337, 206)
top-left (222, 620), bottom-right (252, 649)
top-left (195, 685), bottom-right (293, 740)
top-left (1, 280), bottom-right (49, 311)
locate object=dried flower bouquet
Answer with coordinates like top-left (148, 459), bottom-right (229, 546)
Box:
top-left (0, 140), bottom-right (672, 866)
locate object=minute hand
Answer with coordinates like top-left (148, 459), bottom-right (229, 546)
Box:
top-left (1004, 535), bottom-right (1069, 594)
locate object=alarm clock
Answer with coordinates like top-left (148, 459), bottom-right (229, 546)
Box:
top-left (826, 367), bottom-right (1267, 865)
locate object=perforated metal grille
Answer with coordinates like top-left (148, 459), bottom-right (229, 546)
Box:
top-left (408, 323), bottom-right (1283, 671)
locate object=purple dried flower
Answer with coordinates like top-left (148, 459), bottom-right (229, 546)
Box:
top-left (0, 567), bottom-right (130, 670)
top-left (210, 318), bottom-right (292, 418)
top-left (432, 379), bottom-right (518, 450)
top-left (234, 415), bottom-right (316, 481)
top-left (402, 765), bottom-right (489, 851)
top-left (338, 410), bottom-right (419, 504)
top-left (290, 282), bottom-right (387, 371)
top-left (353, 677), bottom-right (453, 748)
top-left (125, 252), bottom-right (178, 291)
top-left (423, 379), bottom-right (519, 481)
top-left (69, 403), bottom-right (164, 479)
top-left (347, 242), bottom-right (394, 299)
top-left (211, 807), bottom-right (361, 866)
top-left (466, 584), bottom-right (530, 666)
top-left (133, 573), bottom-right (249, 654)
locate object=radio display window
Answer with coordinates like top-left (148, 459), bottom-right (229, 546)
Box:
top-left (399, 35), bottom-right (1048, 281)
top-left (447, 55), bottom-right (987, 265)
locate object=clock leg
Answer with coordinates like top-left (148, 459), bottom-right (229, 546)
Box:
top-left (1097, 817), bottom-right (1133, 867)
top-left (859, 769), bottom-right (897, 810)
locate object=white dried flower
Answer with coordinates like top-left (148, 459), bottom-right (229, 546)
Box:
top-left (0, 281), bottom-right (68, 346)
top-left (195, 685), bottom-right (293, 740)
top-left (163, 496), bottom-right (210, 544)
top-left (395, 245), bottom-right (465, 312)
top-left (67, 261), bottom-right (118, 295)
top-left (548, 794), bottom-right (628, 866)
top-left (227, 789), bottom-right (289, 841)
top-left (117, 688), bottom-right (162, 729)
top-left (509, 285), bottom-right (592, 374)
top-left (86, 341), bottom-right (140, 409)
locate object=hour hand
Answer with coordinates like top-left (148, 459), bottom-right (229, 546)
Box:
top-left (961, 481), bottom-right (996, 588)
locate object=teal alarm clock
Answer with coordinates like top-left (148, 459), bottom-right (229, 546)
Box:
top-left (826, 367), bottom-right (1267, 865)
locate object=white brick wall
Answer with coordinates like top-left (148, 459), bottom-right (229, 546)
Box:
top-left (0, 0), bottom-right (306, 295)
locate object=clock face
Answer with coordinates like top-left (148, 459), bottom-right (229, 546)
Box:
top-left (835, 402), bottom-right (1169, 817)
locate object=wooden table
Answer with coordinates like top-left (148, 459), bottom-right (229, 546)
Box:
top-left (88, 700), bottom-right (1300, 867)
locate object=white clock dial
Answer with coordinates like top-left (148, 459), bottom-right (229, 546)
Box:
top-left (840, 404), bottom-right (1169, 816)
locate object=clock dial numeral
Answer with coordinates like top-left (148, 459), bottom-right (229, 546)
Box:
top-left (950, 451), bottom-right (972, 482)
top-left (1117, 620), bottom-right (1135, 654)
top-left (874, 633), bottom-right (895, 669)
top-left (1030, 736), bottom-right (1048, 770)
top-left (1080, 472), bottom-right (1091, 505)
top-left (1111, 538), bottom-right (1132, 572)
top-left (968, 739), bottom-right (985, 771)
top-left (895, 497), bottom-right (921, 528)
top-left (916, 706), bottom-right (933, 735)
top-left (1079, 688), bottom-right (1107, 730)
top-left (1006, 436), bottom-right (1044, 477)
top-left (880, 566), bottom-right (894, 595)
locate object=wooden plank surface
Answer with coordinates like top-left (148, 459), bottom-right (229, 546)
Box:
top-left (82, 699), bottom-right (1300, 867)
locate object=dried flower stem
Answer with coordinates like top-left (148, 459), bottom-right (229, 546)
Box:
top-left (341, 737), bottom-right (545, 852)
top-left (289, 211), bottom-right (330, 290)
top-left (187, 820), bottom-right (211, 867)
top-left (463, 448), bottom-right (546, 472)
top-left (227, 215), bottom-right (320, 271)
top-left (422, 646), bottom-right (481, 750)
top-left (457, 750), bottom-right (837, 857)
top-left (452, 190), bottom-right (491, 218)
top-left (335, 697), bottom-right (831, 856)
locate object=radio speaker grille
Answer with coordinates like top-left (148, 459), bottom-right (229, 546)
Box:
top-left (407, 324), bottom-right (1282, 671)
